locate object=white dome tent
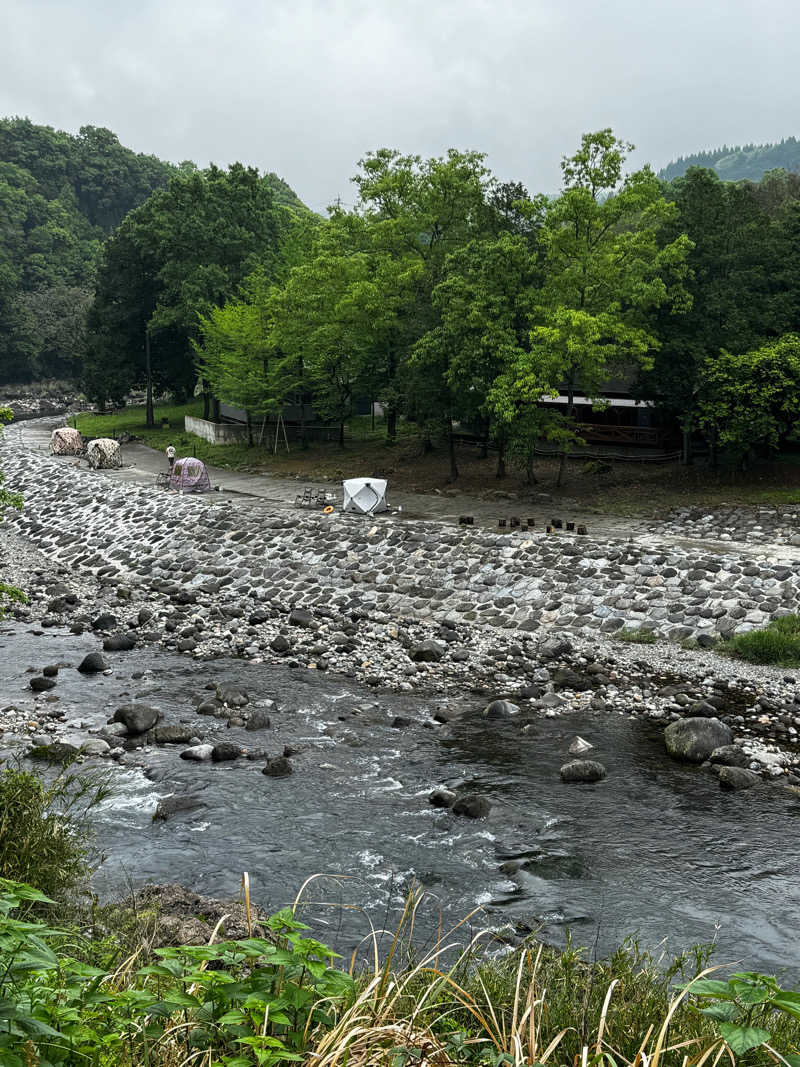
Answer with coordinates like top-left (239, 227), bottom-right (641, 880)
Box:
top-left (342, 478), bottom-right (388, 515)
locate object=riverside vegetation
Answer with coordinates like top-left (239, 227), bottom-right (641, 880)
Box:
top-left (1, 766), bottom-right (800, 1067)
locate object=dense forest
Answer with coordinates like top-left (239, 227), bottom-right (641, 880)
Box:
top-left (659, 136), bottom-right (800, 183)
top-left (5, 118), bottom-right (800, 473)
top-left (0, 118), bottom-right (309, 383)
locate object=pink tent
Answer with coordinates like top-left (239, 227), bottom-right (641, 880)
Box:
top-left (169, 457), bottom-right (212, 493)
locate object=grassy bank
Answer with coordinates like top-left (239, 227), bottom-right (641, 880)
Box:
top-left (71, 401), bottom-right (800, 518)
top-left (1, 766), bottom-right (799, 1066)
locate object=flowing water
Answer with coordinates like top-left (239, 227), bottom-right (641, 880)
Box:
top-left (2, 624), bottom-right (799, 973)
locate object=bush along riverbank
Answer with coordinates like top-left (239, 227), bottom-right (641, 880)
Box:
top-left (3, 872), bottom-right (800, 1067)
top-left (1, 765), bottom-right (799, 1067)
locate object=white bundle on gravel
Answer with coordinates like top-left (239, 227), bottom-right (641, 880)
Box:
top-left (49, 427), bottom-right (83, 456)
top-left (86, 437), bottom-right (122, 470)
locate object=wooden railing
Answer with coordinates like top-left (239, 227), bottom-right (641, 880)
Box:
top-left (576, 423), bottom-right (669, 447)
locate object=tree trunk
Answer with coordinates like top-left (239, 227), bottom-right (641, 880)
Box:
top-left (480, 416), bottom-right (490, 459)
top-left (202, 388), bottom-right (210, 420)
top-left (212, 396), bottom-right (220, 421)
top-left (525, 446), bottom-right (537, 485)
top-left (387, 407), bottom-right (397, 441)
top-left (496, 436), bottom-right (506, 479)
top-left (556, 382), bottom-right (575, 488)
top-left (246, 411), bottom-right (253, 447)
top-left (144, 329), bottom-right (154, 428)
top-left (448, 420), bottom-right (459, 481)
top-left (681, 416), bottom-right (693, 465)
top-left (339, 420), bottom-right (345, 448)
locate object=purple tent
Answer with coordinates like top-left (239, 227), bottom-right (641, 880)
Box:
top-left (169, 457), bottom-right (212, 493)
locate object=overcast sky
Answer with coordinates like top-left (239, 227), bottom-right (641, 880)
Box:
top-left (2, 0), bottom-right (798, 210)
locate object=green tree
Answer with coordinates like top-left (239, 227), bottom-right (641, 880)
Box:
top-left (698, 334), bottom-right (800, 469)
top-left (85, 164), bottom-right (280, 417)
top-left (642, 167), bottom-right (784, 462)
top-left (496, 130), bottom-right (691, 485)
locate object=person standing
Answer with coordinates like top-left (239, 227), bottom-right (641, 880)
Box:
top-left (166, 444), bottom-right (176, 470)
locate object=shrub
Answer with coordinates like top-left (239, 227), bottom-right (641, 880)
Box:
top-left (614, 627), bottom-right (657, 644)
top-left (724, 613), bottom-right (800, 666)
top-left (0, 766), bottom-right (109, 903)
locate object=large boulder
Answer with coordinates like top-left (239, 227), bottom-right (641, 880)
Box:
top-left (664, 717), bottom-right (732, 763)
top-left (110, 703), bottom-right (161, 735)
top-left (560, 759), bottom-right (607, 783)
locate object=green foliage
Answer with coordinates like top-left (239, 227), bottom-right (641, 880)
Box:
top-left (698, 334), bottom-right (800, 466)
top-left (687, 971), bottom-right (800, 1060)
top-left (491, 130), bottom-right (690, 485)
top-left (84, 163), bottom-right (281, 407)
top-left (723, 614), bottom-right (800, 666)
top-left (0, 881), bottom-right (353, 1067)
top-left (0, 118), bottom-right (175, 382)
top-left (614, 627), bottom-right (657, 644)
top-left (0, 766), bottom-right (109, 902)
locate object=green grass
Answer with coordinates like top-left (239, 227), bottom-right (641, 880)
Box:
top-left (614, 627), bottom-right (657, 644)
top-left (0, 765), bottom-right (110, 904)
top-left (723, 613), bottom-right (800, 666)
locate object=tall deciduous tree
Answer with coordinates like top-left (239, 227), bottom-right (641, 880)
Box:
top-left (496, 130), bottom-right (691, 484)
top-left (84, 164), bottom-right (280, 413)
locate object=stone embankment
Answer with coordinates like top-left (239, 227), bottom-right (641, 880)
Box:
top-left (653, 504), bottom-right (800, 548)
top-left (1, 422), bottom-right (800, 786)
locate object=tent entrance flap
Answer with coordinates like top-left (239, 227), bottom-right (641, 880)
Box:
top-left (342, 478), bottom-right (388, 515)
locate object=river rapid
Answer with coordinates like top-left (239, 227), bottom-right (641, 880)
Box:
top-left (2, 623), bottom-right (798, 975)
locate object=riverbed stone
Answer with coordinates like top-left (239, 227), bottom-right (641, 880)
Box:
top-left (664, 717), bottom-right (733, 763)
top-left (103, 633), bottom-right (136, 652)
top-left (429, 787), bottom-right (456, 808)
top-left (29, 676), bottom-right (56, 692)
top-left (452, 793), bottom-right (490, 818)
top-left (77, 651), bottom-right (108, 674)
top-left (483, 699), bottom-right (519, 719)
top-left (263, 755), bottom-right (292, 777)
top-left (180, 744), bottom-right (215, 761)
top-left (411, 640), bottom-right (445, 663)
top-left (211, 742), bottom-right (242, 762)
top-left (718, 766), bottom-right (761, 790)
top-left (110, 703), bottom-right (161, 735)
top-left (559, 759), bottom-right (607, 783)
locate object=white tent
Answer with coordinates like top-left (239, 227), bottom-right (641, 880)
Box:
top-left (342, 478), bottom-right (388, 515)
top-left (86, 437), bottom-right (122, 470)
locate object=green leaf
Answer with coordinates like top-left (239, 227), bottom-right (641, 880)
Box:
top-left (718, 1023), bottom-right (771, 1055)
top-left (688, 979), bottom-right (735, 998)
top-left (700, 1003), bottom-right (737, 1022)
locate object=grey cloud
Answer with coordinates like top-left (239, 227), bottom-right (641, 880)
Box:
top-left (2, 0), bottom-right (799, 208)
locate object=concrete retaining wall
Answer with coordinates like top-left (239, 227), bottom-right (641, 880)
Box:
top-left (185, 416), bottom-right (248, 444)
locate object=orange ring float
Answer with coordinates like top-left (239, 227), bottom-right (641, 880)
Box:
top-left (323, 505), bottom-right (334, 515)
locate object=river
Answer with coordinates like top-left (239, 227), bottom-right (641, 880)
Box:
top-left (2, 622), bottom-right (798, 974)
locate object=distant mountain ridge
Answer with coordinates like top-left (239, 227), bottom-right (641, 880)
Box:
top-left (658, 137), bottom-right (800, 183)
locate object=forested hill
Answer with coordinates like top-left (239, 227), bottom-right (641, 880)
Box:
top-left (659, 137), bottom-right (800, 183)
top-left (0, 117), bottom-right (310, 383)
